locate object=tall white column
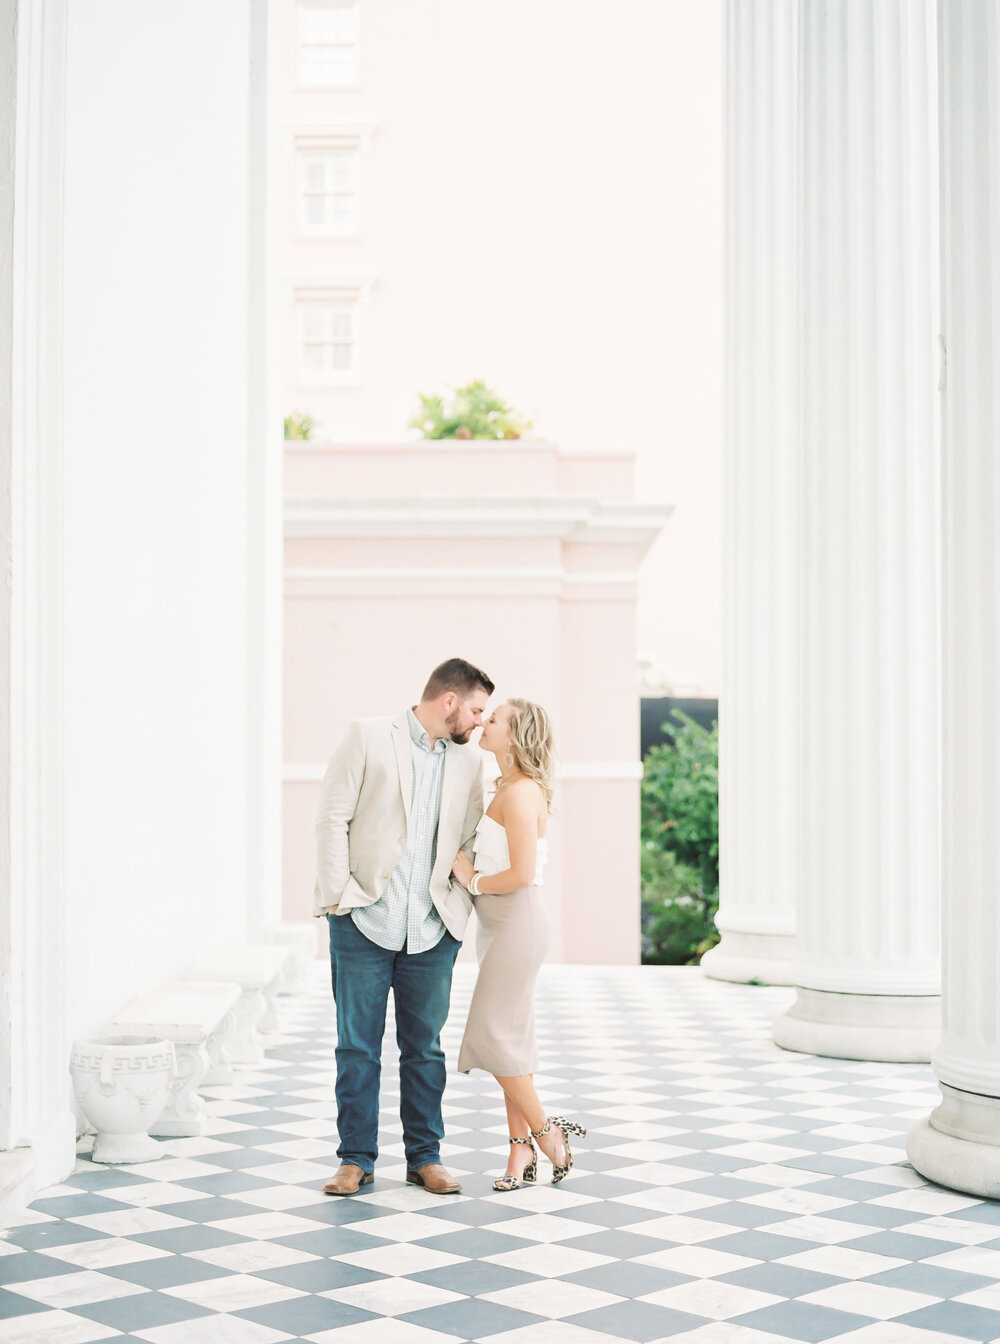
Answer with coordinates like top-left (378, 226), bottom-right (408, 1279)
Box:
top-left (773, 0), bottom-right (942, 1061)
top-left (246, 0), bottom-right (284, 936)
top-left (704, 0), bottom-right (798, 987)
top-left (0, 0), bottom-right (76, 1197)
top-left (907, 0), bottom-right (1000, 1196)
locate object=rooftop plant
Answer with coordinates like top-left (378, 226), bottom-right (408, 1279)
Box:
top-left (408, 379), bottom-right (531, 441)
top-left (284, 412), bottom-right (317, 441)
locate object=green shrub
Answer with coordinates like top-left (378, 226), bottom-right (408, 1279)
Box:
top-left (284, 412), bottom-right (317, 440)
top-left (640, 710), bottom-right (719, 965)
top-left (408, 379), bottom-right (531, 440)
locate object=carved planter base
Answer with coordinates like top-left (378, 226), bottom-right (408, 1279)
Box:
top-left (70, 1035), bottom-right (175, 1163)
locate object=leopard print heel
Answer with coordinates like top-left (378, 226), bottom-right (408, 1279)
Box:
top-left (531, 1115), bottom-right (588, 1183)
top-left (493, 1135), bottom-right (538, 1192)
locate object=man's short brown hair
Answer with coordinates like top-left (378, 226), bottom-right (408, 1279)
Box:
top-left (421, 657), bottom-right (495, 702)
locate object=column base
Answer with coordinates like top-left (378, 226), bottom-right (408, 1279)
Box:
top-left (773, 987), bottom-right (940, 1062)
top-left (908, 1080), bottom-right (1000, 1198)
top-left (701, 929), bottom-right (795, 986)
top-left (907, 1084), bottom-right (1000, 1199)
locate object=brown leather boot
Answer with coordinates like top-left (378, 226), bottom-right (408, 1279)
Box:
top-left (322, 1164), bottom-right (374, 1196)
top-left (405, 1162), bottom-right (461, 1194)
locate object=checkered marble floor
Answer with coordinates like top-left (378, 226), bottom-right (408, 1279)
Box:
top-left (3, 964), bottom-right (1000, 1344)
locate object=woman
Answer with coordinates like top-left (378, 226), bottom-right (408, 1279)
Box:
top-left (451, 698), bottom-right (587, 1190)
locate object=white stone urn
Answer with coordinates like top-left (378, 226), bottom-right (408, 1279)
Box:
top-left (70, 1034), bottom-right (176, 1163)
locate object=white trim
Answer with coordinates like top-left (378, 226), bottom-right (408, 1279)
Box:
top-left (286, 438), bottom-right (554, 455)
top-left (283, 760), bottom-right (644, 783)
top-left (295, 78), bottom-right (361, 93)
top-left (284, 496), bottom-right (672, 554)
top-left (286, 121), bottom-right (379, 151)
top-left (286, 565), bottom-right (563, 581)
top-left (284, 565), bottom-right (638, 584)
top-left (558, 761), bottom-right (645, 781)
top-left (562, 571), bottom-right (639, 584)
top-left (285, 271), bottom-right (379, 300)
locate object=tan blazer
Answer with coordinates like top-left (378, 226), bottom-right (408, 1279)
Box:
top-left (313, 710), bottom-right (488, 941)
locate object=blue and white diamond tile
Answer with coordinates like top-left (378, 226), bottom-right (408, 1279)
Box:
top-left (2, 963), bottom-right (1000, 1343)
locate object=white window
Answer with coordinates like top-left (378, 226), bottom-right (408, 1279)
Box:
top-left (297, 0), bottom-right (361, 87)
top-left (298, 300), bottom-right (358, 383)
top-left (297, 146), bottom-right (360, 235)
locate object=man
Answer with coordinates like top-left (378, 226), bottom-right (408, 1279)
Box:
top-left (313, 657), bottom-right (494, 1195)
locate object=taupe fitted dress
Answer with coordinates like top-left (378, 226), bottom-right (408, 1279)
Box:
top-left (457, 813), bottom-right (550, 1076)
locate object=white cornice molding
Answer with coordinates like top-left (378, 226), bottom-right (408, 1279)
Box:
top-left (285, 271), bottom-right (379, 303)
top-left (286, 120), bottom-right (379, 151)
top-left (283, 761), bottom-right (643, 783)
top-left (286, 565), bottom-right (564, 581)
top-left (283, 495), bottom-right (672, 554)
top-left (283, 566), bottom-right (638, 584)
top-left (282, 439), bottom-right (645, 467)
top-left (558, 761), bottom-right (645, 781)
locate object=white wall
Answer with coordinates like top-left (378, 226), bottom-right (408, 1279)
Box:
top-left (283, 0), bottom-right (723, 696)
top-left (60, 1), bottom-right (254, 1047)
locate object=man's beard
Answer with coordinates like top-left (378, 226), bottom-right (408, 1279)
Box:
top-left (446, 708), bottom-right (472, 744)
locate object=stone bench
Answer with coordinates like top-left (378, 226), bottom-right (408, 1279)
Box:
top-left (164, 980), bottom-right (242, 1085)
top-left (109, 981), bottom-right (241, 1137)
top-left (258, 921), bottom-right (319, 995)
top-left (180, 944), bottom-right (289, 1068)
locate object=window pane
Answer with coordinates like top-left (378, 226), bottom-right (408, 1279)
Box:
top-left (302, 308), bottom-right (331, 340)
top-left (299, 302), bottom-right (356, 378)
top-left (304, 159), bottom-right (327, 191)
top-left (298, 8), bottom-right (330, 42)
top-left (298, 1), bottom-right (360, 85)
top-left (301, 342), bottom-right (326, 373)
top-left (298, 148), bottom-right (359, 232)
top-left (298, 0), bottom-right (358, 40)
top-left (330, 46), bottom-right (360, 83)
top-left (329, 5), bottom-right (360, 41)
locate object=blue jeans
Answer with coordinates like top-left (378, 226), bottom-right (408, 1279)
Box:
top-left (326, 911), bottom-right (460, 1173)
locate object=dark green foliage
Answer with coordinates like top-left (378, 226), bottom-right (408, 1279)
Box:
top-left (640, 710), bottom-right (719, 965)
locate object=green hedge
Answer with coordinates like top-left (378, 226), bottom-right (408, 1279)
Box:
top-left (640, 709), bottom-right (719, 965)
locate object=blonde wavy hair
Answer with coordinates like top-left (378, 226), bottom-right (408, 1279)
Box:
top-left (504, 697), bottom-right (556, 813)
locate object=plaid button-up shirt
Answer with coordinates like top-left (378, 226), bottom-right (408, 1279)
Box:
top-left (350, 707), bottom-right (449, 954)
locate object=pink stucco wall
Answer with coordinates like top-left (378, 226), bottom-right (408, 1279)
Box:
top-left (283, 441), bottom-right (667, 964)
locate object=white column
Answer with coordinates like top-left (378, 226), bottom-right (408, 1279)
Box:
top-left (773, 0), bottom-right (942, 1061)
top-left (246, 0), bottom-right (284, 936)
top-left (703, 0), bottom-right (797, 986)
top-left (0, 0), bottom-right (77, 1198)
top-left (907, 0), bottom-right (1000, 1196)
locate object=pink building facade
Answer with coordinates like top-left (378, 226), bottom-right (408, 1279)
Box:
top-left (282, 441), bottom-right (671, 964)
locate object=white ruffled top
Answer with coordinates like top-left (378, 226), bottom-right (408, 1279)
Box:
top-left (472, 813), bottom-right (549, 887)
